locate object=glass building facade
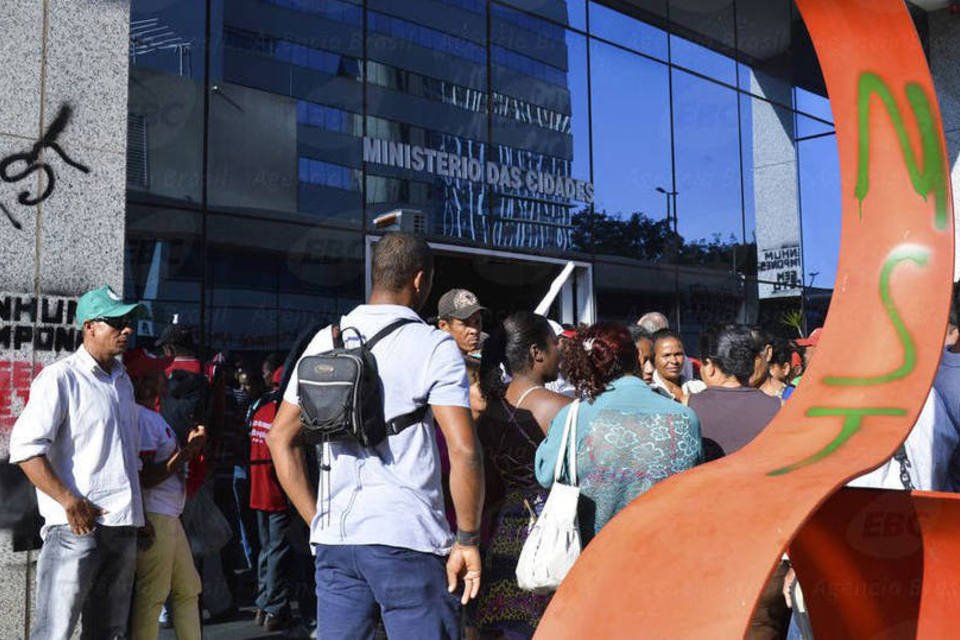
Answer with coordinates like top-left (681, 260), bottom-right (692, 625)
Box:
top-left (125, 0), bottom-right (866, 357)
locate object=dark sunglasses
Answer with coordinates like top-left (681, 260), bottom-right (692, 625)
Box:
top-left (93, 315), bottom-right (135, 330)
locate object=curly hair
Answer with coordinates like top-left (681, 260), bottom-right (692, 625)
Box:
top-left (563, 322), bottom-right (637, 400)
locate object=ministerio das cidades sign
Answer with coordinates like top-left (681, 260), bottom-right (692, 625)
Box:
top-left (363, 137), bottom-right (594, 204)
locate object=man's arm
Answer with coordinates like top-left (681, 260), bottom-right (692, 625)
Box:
top-left (18, 456), bottom-right (101, 535)
top-left (432, 404), bottom-right (484, 604)
top-left (141, 425), bottom-right (206, 488)
top-left (432, 404), bottom-right (483, 532)
top-left (266, 400), bottom-right (316, 525)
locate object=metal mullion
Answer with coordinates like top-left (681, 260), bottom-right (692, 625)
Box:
top-left (200, 0), bottom-right (212, 353)
top-left (794, 107), bottom-right (809, 335)
top-left (485, 0), bottom-right (494, 246)
top-left (585, 5), bottom-right (596, 259)
top-left (665, 0), bottom-right (681, 331)
top-left (733, 0), bottom-right (747, 252)
top-left (361, 0), bottom-right (369, 247)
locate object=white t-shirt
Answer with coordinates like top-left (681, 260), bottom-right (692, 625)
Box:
top-left (284, 304), bottom-right (470, 554)
top-left (849, 388), bottom-right (957, 492)
top-left (138, 407), bottom-right (187, 517)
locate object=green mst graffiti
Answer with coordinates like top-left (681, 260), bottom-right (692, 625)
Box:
top-left (767, 247), bottom-right (923, 476)
top-left (769, 71), bottom-right (948, 477)
top-left (769, 408), bottom-right (908, 476)
top-left (855, 72), bottom-right (948, 231)
top-left (824, 245), bottom-right (929, 386)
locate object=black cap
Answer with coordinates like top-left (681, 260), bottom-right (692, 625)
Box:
top-left (156, 324), bottom-right (196, 349)
top-left (437, 289), bottom-right (485, 320)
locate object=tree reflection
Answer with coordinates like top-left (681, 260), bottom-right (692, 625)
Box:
top-left (571, 208), bottom-right (756, 274)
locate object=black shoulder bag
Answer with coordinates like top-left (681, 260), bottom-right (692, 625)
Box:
top-left (297, 318), bottom-right (428, 447)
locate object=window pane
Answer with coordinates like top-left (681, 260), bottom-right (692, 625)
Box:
top-left (491, 8), bottom-right (590, 252)
top-left (213, 3), bottom-right (364, 226)
top-left (588, 1), bottom-right (667, 61)
top-left (795, 86), bottom-right (833, 123)
top-left (798, 134), bottom-right (841, 291)
top-left (368, 9), bottom-right (485, 64)
top-left (737, 65), bottom-right (793, 110)
top-left (734, 0), bottom-right (792, 97)
top-left (496, 0), bottom-right (586, 31)
top-left (589, 40), bottom-right (672, 259)
top-left (594, 258), bottom-right (751, 348)
top-left (796, 114), bottom-right (834, 140)
top-left (128, 0), bottom-right (206, 205)
top-left (262, 0), bottom-right (362, 25)
top-left (668, 0), bottom-right (735, 85)
top-left (594, 261), bottom-right (676, 324)
top-left (671, 70), bottom-right (742, 270)
top-left (204, 214), bottom-right (363, 354)
top-left (124, 204), bottom-right (203, 345)
top-left (365, 1), bottom-right (489, 243)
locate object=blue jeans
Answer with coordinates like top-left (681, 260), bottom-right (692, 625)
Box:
top-left (232, 465), bottom-right (257, 570)
top-left (787, 614), bottom-right (805, 640)
top-left (255, 509), bottom-right (292, 615)
top-left (31, 525), bottom-right (137, 640)
top-left (314, 544), bottom-right (460, 639)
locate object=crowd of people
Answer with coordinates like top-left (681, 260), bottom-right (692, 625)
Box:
top-left (8, 231), bottom-right (960, 640)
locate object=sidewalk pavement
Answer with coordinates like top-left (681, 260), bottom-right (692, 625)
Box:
top-left (159, 606), bottom-right (315, 640)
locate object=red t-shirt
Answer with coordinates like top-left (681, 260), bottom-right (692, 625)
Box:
top-left (165, 356), bottom-right (203, 377)
top-left (249, 400), bottom-right (287, 512)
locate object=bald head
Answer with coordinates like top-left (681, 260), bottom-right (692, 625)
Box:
top-left (637, 311), bottom-right (669, 334)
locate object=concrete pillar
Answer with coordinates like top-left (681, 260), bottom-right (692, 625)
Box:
top-left (0, 1), bottom-right (130, 637)
top-left (748, 71), bottom-right (803, 301)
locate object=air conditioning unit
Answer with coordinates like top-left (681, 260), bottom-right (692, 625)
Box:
top-left (372, 209), bottom-right (428, 234)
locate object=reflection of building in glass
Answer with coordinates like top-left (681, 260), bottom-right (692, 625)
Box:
top-left (212, 0), bottom-right (583, 250)
top-left (124, 0), bottom-right (863, 356)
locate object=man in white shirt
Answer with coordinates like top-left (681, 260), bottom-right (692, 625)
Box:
top-left (268, 232), bottom-right (484, 639)
top-left (848, 387), bottom-right (958, 492)
top-left (9, 285), bottom-right (146, 640)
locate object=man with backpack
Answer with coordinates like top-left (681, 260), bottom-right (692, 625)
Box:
top-left (268, 232), bottom-right (484, 639)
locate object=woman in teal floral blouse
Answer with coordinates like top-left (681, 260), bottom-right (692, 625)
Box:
top-left (535, 322), bottom-right (703, 544)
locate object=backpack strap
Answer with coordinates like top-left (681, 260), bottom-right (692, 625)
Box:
top-left (338, 316), bottom-right (427, 438)
top-left (371, 317), bottom-right (427, 437)
top-left (386, 406), bottom-right (430, 436)
top-left (361, 317), bottom-right (422, 351)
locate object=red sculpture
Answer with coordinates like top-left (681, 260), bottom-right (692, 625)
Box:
top-left (535, 1), bottom-right (957, 637)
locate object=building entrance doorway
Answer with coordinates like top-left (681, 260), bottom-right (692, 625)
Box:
top-left (365, 238), bottom-right (594, 327)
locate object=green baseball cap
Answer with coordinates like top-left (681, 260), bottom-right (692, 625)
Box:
top-left (75, 285), bottom-right (147, 328)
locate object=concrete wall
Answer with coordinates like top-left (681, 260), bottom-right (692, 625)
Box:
top-left (0, 1), bottom-right (130, 637)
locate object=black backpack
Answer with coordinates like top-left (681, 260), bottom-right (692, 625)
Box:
top-left (297, 318), bottom-right (428, 447)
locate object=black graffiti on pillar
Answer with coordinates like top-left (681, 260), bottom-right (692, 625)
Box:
top-left (0, 103), bottom-right (90, 230)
